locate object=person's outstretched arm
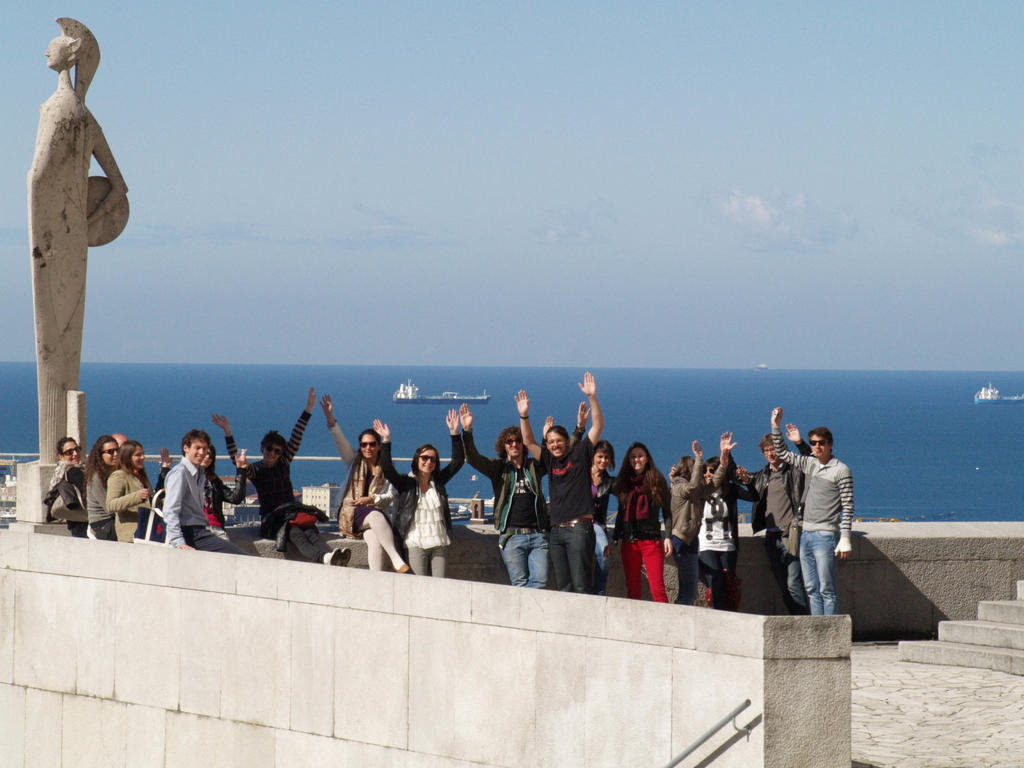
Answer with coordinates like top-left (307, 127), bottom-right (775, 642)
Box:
top-left (459, 404), bottom-right (501, 478)
top-left (579, 372), bottom-right (603, 445)
top-left (516, 390), bottom-right (542, 460)
top-left (321, 394), bottom-right (356, 464)
top-left (283, 388), bottom-right (316, 462)
top-left (438, 409), bottom-right (465, 482)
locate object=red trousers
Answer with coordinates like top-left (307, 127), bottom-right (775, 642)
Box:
top-left (621, 539), bottom-right (668, 602)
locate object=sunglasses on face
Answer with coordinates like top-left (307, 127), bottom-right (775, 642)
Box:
top-left (809, 439), bottom-right (828, 446)
top-left (102, 448), bottom-right (118, 456)
top-left (264, 446), bottom-right (283, 456)
top-left (419, 455), bottom-right (438, 463)
top-left (61, 447), bottom-right (80, 456)
top-left (360, 442), bottom-right (379, 449)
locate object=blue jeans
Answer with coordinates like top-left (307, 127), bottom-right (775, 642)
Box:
top-left (765, 531), bottom-right (808, 615)
top-left (549, 523), bottom-right (595, 593)
top-left (592, 523), bottom-right (609, 595)
top-left (671, 536), bottom-right (699, 606)
top-left (501, 532), bottom-right (549, 588)
top-left (800, 529), bottom-right (839, 615)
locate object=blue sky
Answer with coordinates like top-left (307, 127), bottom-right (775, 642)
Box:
top-left (3, 2), bottom-right (1024, 369)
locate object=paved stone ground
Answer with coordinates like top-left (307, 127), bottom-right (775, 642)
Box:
top-left (852, 643), bottom-right (1024, 768)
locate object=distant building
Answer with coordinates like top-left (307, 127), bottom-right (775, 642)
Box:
top-left (302, 483), bottom-right (343, 519)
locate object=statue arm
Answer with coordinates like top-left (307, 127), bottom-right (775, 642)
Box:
top-left (87, 119), bottom-right (127, 226)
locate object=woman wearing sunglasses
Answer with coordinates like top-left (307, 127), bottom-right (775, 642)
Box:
top-left (325, 395), bottom-right (406, 572)
top-left (85, 434), bottom-right (121, 541)
top-left (45, 437), bottom-right (88, 537)
top-left (375, 410), bottom-right (465, 578)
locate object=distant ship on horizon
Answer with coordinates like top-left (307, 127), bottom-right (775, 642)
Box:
top-left (974, 383), bottom-right (1024, 405)
top-left (393, 379), bottom-right (490, 405)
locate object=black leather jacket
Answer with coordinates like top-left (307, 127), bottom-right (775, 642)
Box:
top-left (381, 434), bottom-right (465, 542)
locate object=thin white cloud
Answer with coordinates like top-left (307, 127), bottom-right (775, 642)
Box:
top-left (717, 188), bottom-right (857, 250)
top-left (720, 190), bottom-right (776, 226)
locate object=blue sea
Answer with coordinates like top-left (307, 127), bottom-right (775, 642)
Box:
top-left (2, 363), bottom-right (1023, 522)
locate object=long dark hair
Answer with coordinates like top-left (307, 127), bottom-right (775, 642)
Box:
top-left (118, 440), bottom-right (148, 481)
top-left (85, 434), bottom-right (119, 489)
top-left (342, 428), bottom-right (381, 499)
top-left (613, 441), bottom-right (666, 507)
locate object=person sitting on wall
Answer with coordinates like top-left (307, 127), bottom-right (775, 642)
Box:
top-left (213, 388), bottom-right (349, 566)
top-left (163, 429), bottom-right (247, 554)
top-left (321, 393), bottom-right (404, 572)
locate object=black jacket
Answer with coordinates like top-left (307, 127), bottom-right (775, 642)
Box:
top-left (736, 441), bottom-right (811, 534)
top-left (382, 434), bottom-right (465, 542)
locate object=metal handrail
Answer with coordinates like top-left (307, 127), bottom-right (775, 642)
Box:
top-left (663, 699), bottom-right (752, 768)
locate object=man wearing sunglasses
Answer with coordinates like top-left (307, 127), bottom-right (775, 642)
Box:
top-left (769, 407), bottom-right (854, 616)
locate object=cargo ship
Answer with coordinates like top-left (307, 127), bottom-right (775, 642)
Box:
top-left (393, 379), bottom-right (490, 404)
top-left (973, 383), bottom-right (1024, 405)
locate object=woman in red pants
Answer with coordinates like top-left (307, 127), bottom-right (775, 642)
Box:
top-left (608, 443), bottom-right (671, 602)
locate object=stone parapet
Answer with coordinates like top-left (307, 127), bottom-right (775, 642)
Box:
top-left (0, 529), bottom-right (850, 767)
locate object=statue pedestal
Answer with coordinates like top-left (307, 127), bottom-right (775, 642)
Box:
top-left (16, 461), bottom-right (51, 524)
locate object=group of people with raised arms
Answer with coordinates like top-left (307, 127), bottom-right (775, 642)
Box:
top-left (43, 373), bottom-right (854, 616)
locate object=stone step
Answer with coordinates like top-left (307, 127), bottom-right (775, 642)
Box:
top-left (939, 620), bottom-right (1024, 650)
top-left (898, 640), bottom-right (1024, 676)
top-left (978, 600), bottom-right (1024, 625)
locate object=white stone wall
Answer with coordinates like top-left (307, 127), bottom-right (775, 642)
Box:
top-left (0, 531), bottom-right (850, 767)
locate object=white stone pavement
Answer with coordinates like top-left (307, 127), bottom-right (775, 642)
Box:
top-left (852, 643), bottom-right (1024, 768)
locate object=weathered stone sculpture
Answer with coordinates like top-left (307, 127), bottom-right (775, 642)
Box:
top-left (29, 18), bottom-right (128, 462)
top-left (20, 18), bottom-right (128, 522)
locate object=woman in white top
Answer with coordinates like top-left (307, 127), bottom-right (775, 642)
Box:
top-left (697, 432), bottom-right (741, 610)
top-left (376, 411), bottom-right (465, 578)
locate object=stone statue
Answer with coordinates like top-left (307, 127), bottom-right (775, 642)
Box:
top-left (28, 18), bottom-right (128, 465)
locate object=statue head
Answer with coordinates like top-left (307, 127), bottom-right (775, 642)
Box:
top-left (54, 18), bottom-right (100, 99)
top-left (45, 35), bottom-right (80, 73)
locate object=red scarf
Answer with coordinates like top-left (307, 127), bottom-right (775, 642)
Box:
top-left (624, 475), bottom-right (651, 521)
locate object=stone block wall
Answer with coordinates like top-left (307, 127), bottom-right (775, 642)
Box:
top-left (0, 530), bottom-right (850, 767)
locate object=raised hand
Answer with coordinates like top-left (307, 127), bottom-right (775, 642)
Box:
top-left (320, 394), bottom-right (336, 425)
top-left (211, 414), bottom-right (231, 434)
top-left (373, 419), bottom-right (391, 443)
top-left (578, 371), bottom-right (596, 398)
top-left (235, 449), bottom-right (249, 469)
top-left (735, 466), bottom-right (751, 484)
top-left (576, 402), bottom-right (590, 430)
top-left (159, 447), bottom-right (172, 468)
top-left (771, 407), bottom-right (783, 427)
top-left (785, 423), bottom-right (802, 443)
top-left (459, 403), bottom-right (473, 431)
top-left (542, 416), bottom-right (554, 439)
top-left (445, 408), bottom-right (459, 435)
top-left (720, 432), bottom-right (736, 454)
top-left (515, 390), bottom-right (530, 419)
top-left (305, 387), bottom-right (316, 413)
top-left (692, 440), bottom-right (703, 460)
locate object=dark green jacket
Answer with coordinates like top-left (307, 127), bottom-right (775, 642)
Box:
top-left (462, 429), bottom-right (549, 533)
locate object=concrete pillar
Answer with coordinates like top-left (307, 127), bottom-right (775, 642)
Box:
top-left (67, 390), bottom-right (86, 449)
top-left (15, 462), bottom-right (48, 524)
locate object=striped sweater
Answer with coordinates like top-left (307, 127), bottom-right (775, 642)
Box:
top-left (226, 409), bottom-right (310, 517)
top-left (771, 426), bottom-right (854, 534)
